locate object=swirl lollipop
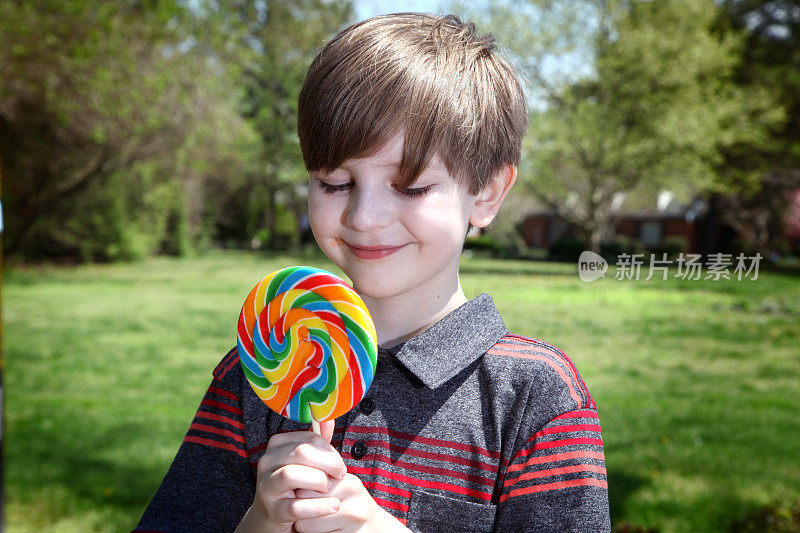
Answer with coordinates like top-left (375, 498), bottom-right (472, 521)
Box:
top-left (237, 266), bottom-right (377, 426)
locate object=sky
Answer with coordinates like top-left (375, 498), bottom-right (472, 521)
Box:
top-left (354, 0), bottom-right (448, 19)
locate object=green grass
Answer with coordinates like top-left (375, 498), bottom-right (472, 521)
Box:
top-left (4, 250), bottom-right (799, 532)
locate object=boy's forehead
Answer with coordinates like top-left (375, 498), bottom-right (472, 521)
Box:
top-left (350, 130), bottom-right (404, 164)
top-left (342, 130), bottom-right (448, 173)
top-left (352, 130), bottom-right (406, 161)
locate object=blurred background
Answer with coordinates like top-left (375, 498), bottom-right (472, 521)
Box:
top-left (1, 0), bottom-right (798, 531)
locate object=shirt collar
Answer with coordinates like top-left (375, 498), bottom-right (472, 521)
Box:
top-left (380, 293), bottom-right (508, 389)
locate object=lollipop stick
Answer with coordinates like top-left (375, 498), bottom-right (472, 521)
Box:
top-left (310, 416), bottom-right (321, 436)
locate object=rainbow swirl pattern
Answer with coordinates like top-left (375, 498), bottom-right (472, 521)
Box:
top-left (237, 266), bottom-right (378, 423)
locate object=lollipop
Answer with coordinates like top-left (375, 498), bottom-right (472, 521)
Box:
top-left (237, 266), bottom-right (378, 425)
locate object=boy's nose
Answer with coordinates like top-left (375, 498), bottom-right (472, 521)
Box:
top-left (344, 189), bottom-right (392, 231)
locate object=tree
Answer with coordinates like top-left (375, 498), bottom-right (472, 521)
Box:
top-left (461, 0), bottom-right (783, 253)
top-left (0, 0), bottom-right (256, 260)
top-left (718, 0), bottom-right (800, 185)
top-left (711, 0), bottom-right (800, 255)
top-left (202, 0), bottom-right (354, 249)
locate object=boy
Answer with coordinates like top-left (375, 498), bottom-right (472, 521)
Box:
top-left (136, 13), bottom-right (610, 532)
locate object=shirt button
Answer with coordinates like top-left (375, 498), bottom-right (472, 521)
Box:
top-left (360, 398), bottom-right (375, 415)
top-left (351, 441), bottom-right (367, 460)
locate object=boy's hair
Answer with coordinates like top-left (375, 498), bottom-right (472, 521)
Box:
top-left (298, 12), bottom-right (528, 195)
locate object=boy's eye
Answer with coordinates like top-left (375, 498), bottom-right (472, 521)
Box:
top-left (395, 184), bottom-right (433, 198)
top-left (317, 180), bottom-right (353, 194)
top-left (316, 179), bottom-right (432, 198)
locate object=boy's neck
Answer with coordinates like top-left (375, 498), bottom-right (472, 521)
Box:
top-left (363, 277), bottom-right (469, 349)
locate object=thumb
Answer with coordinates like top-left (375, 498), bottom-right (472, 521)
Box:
top-left (318, 419), bottom-right (335, 444)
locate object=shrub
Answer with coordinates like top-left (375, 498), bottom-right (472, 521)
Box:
top-left (653, 235), bottom-right (690, 259)
top-left (770, 237), bottom-right (792, 256)
top-left (549, 235), bottom-right (586, 262)
top-left (601, 235), bottom-right (645, 260)
top-left (730, 502), bottom-right (800, 532)
top-left (612, 522), bottom-right (658, 533)
top-left (464, 235), bottom-right (504, 257)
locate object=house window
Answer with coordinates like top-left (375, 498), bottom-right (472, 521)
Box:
top-left (640, 221), bottom-right (662, 247)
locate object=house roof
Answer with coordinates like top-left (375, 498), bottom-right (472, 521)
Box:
top-left (524, 189), bottom-right (707, 222)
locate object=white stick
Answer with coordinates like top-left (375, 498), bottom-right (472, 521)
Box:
top-left (310, 416), bottom-right (321, 436)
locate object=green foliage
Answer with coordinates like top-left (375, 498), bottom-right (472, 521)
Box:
top-left (479, 191), bottom-right (537, 259)
top-left (215, 0), bottom-right (354, 249)
top-left (717, 0), bottom-right (800, 186)
top-left (654, 235), bottom-right (691, 259)
top-left (253, 201), bottom-right (300, 249)
top-left (730, 502), bottom-right (800, 533)
top-left (464, 234), bottom-right (504, 257)
top-left (0, 0), bottom-right (256, 262)
top-left (0, 0), bottom-right (351, 262)
top-left (462, 0), bottom-right (785, 253)
top-left (548, 234), bottom-right (586, 262)
top-left (612, 523), bottom-right (657, 533)
top-left (601, 235), bottom-right (645, 260)
top-left (706, 2), bottom-right (800, 255)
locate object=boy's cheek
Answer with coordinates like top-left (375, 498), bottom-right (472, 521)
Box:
top-left (308, 193), bottom-right (342, 220)
top-left (307, 200), bottom-right (332, 234)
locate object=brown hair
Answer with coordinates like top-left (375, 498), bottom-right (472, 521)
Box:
top-left (297, 12), bottom-right (528, 194)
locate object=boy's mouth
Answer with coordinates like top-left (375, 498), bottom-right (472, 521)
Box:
top-left (343, 241), bottom-right (406, 260)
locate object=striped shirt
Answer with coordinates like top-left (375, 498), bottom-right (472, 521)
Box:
top-left (135, 293), bottom-right (610, 532)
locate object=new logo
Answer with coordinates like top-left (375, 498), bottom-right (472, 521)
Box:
top-left (578, 251), bottom-right (607, 282)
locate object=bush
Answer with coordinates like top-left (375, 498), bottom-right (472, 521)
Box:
top-left (601, 235), bottom-right (645, 260)
top-left (732, 236), bottom-right (756, 255)
top-left (464, 235), bottom-right (504, 257)
top-left (730, 502), bottom-right (800, 532)
top-left (770, 237), bottom-right (792, 256)
top-left (612, 523), bottom-right (658, 533)
top-left (249, 203), bottom-right (301, 250)
top-left (549, 235), bottom-right (586, 262)
top-left (653, 235), bottom-right (690, 259)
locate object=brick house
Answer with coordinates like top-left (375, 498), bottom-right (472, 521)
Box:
top-left (520, 191), bottom-right (708, 252)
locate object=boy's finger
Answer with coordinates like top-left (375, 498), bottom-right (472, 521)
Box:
top-left (318, 419), bottom-right (335, 443)
top-left (267, 430), bottom-right (337, 451)
top-left (265, 464), bottom-right (330, 496)
top-left (260, 441), bottom-right (347, 480)
top-left (288, 497), bottom-right (340, 520)
top-left (295, 488), bottom-right (330, 499)
top-left (269, 496), bottom-right (340, 525)
top-left (293, 512), bottom-right (343, 533)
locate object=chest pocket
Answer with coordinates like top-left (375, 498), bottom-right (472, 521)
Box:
top-left (406, 490), bottom-right (497, 532)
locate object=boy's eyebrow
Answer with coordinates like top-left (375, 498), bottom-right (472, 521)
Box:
top-left (350, 157), bottom-right (401, 167)
top-left (337, 154), bottom-right (448, 174)
top-left (338, 160), bottom-right (401, 171)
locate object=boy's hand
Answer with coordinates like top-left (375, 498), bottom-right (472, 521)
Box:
top-left (236, 421), bottom-right (345, 533)
top-left (293, 475), bottom-right (411, 533)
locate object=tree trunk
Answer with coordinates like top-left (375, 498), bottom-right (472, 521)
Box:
top-left (265, 182), bottom-right (277, 249)
top-left (588, 226), bottom-right (603, 254)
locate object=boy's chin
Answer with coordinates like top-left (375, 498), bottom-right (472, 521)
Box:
top-left (348, 274), bottom-right (411, 301)
top-left (350, 281), bottom-right (398, 301)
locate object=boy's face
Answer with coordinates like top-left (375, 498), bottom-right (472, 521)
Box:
top-left (308, 131), bottom-right (476, 301)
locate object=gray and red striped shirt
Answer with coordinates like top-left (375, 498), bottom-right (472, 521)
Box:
top-left (135, 293), bottom-right (610, 532)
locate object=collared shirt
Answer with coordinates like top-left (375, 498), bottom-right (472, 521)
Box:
top-left (136, 293), bottom-right (610, 532)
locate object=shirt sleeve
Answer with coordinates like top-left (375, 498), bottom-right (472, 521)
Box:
top-left (494, 408), bottom-right (611, 532)
top-left (134, 349), bottom-right (255, 533)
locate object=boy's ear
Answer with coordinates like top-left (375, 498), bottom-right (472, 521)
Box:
top-left (469, 165), bottom-right (517, 229)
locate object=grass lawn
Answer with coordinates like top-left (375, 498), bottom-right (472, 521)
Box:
top-left (3, 250), bottom-right (799, 532)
